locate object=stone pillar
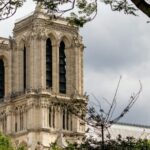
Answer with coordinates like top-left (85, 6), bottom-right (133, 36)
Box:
top-left (17, 49), bottom-right (24, 92)
top-left (40, 39), bottom-right (46, 89)
top-left (52, 43), bottom-right (59, 93)
top-left (27, 99), bottom-right (35, 129)
top-left (80, 46), bottom-right (84, 95)
top-left (4, 53), bottom-right (12, 97)
top-left (73, 44), bottom-right (84, 95)
top-left (28, 38), bottom-right (35, 89)
top-left (74, 47), bottom-right (79, 94)
top-left (6, 106), bottom-right (12, 134)
top-left (55, 106), bottom-right (60, 129)
top-left (65, 46), bottom-right (72, 95)
top-left (12, 49), bottom-right (19, 92)
top-left (23, 109), bottom-right (27, 130)
top-left (78, 45), bottom-right (84, 95)
top-left (26, 43), bottom-right (30, 90)
top-left (40, 105), bottom-right (45, 128)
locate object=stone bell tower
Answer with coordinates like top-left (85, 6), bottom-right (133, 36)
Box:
top-left (0, 4), bottom-right (86, 150)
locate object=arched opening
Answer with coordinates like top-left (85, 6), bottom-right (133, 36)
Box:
top-left (24, 46), bottom-right (26, 90)
top-left (63, 109), bottom-right (65, 130)
top-left (49, 107), bottom-right (52, 127)
top-left (46, 38), bottom-right (52, 88)
top-left (49, 106), bottom-right (55, 128)
top-left (0, 59), bottom-right (4, 100)
top-left (59, 41), bottom-right (66, 94)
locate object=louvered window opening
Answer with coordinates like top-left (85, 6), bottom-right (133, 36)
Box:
top-left (46, 38), bottom-right (52, 88)
top-left (0, 60), bottom-right (4, 99)
top-left (24, 46), bottom-right (26, 90)
top-left (59, 41), bottom-right (66, 93)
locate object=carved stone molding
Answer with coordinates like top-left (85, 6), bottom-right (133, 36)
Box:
top-left (0, 43), bottom-right (9, 50)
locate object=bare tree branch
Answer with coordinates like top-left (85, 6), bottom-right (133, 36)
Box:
top-left (131, 0), bottom-right (150, 17)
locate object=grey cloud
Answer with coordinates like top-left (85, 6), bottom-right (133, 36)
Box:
top-left (81, 9), bottom-right (150, 74)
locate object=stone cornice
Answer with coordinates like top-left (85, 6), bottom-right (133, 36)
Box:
top-left (14, 16), bottom-right (78, 37)
top-left (10, 128), bottom-right (84, 137)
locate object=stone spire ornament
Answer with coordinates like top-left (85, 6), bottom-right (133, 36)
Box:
top-left (35, 2), bottom-right (45, 13)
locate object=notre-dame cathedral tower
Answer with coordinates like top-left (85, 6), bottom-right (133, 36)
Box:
top-left (0, 5), bottom-right (86, 150)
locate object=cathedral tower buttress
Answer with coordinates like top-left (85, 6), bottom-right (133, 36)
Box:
top-left (0, 6), bottom-right (86, 149)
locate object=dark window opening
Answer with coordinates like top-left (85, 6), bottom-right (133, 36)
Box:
top-left (66, 110), bottom-right (69, 130)
top-left (53, 107), bottom-right (55, 128)
top-left (15, 122), bottom-right (17, 132)
top-left (0, 59), bottom-right (4, 100)
top-left (70, 114), bottom-right (73, 131)
top-left (20, 111), bottom-right (23, 131)
top-left (59, 41), bottom-right (66, 93)
top-left (62, 109), bottom-right (71, 130)
top-left (63, 109), bottom-right (66, 130)
top-left (49, 106), bottom-right (55, 128)
top-left (49, 107), bottom-right (52, 127)
top-left (46, 38), bottom-right (52, 88)
top-left (24, 46), bottom-right (26, 90)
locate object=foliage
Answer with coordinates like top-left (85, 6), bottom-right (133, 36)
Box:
top-left (0, 0), bottom-right (150, 26)
top-left (17, 146), bottom-right (26, 150)
top-left (0, 0), bottom-right (25, 21)
top-left (0, 132), bottom-right (14, 150)
top-left (89, 135), bottom-right (150, 150)
top-left (50, 142), bottom-right (88, 150)
top-left (51, 136), bottom-right (150, 150)
top-left (0, 132), bottom-right (26, 150)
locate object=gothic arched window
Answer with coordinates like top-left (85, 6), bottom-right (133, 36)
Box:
top-left (46, 38), bottom-right (52, 88)
top-left (59, 41), bottom-right (66, 94)
top-left (49, 107), bottom-right (52, 127)
top-left (24, 46), bottom-right (26, 90)
top-left (53, 107), bottom-right (55, 128)
top-left (66, 110), bottom-right (69, 130)
top-left (0, 59), bottom-right (4, 99)
top-left (63, 109), bottom-right (66, 130)
top-left (15, 108), bottom-right (18, 132)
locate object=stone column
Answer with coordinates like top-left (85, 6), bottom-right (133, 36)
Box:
top-left (40, 39), bottom-right (46, 89)
top-left (78, 45), bottom-right (84, 95)
top-left (12, 49), bottom-right (19, 92)
top-left (26, 43), bottom-right (30, 90)
top-left (80, 46), bottom-right (84, 95)
top-left (4, 52), bottom-right (12, 97)
top-left (6, 106), bottom-right (12, 134)
top-left (18, 49), bottom-right (24, 92)
top-left (28, 38), bottom-right (35, 89)
top-left (74, 47), bottom-right (79, 94)
top-left (27, 99), bottom-right (35, 129)
top-left (23, 109), bottom-right (27, 130)
top-left (65, 46), bottom-right (72, 95)
top-left (52, 43), bottom-right (59, 93)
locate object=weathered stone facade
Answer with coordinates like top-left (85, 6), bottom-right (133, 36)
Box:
top-left (0, 7), bottom-right (86, 150)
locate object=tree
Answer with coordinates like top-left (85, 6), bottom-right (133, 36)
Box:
top-left (53, 77), bottom-right (142, 150)
top-left (86, 77), bottom-right (142, 150)
top-left (0, 132), bottom-right (14, 150)
top-left (0, 132), bottom-right (26, 150)
top-left (0, 0), bottom-right (150, 26)
top-left (50, 136), bottom-right (150, 150)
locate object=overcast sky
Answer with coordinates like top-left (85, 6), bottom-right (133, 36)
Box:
top-left (1, 0), bottom-right (150, 125)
